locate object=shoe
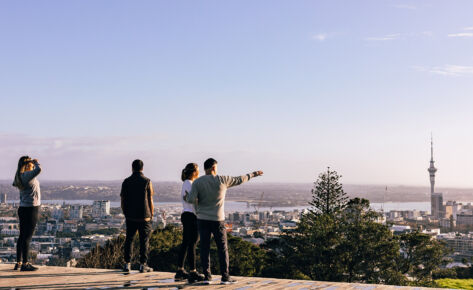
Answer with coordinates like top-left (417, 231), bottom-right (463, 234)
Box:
top-left (187, 271), bottom-right (205, 283)
top-left (174, 269), bottom-right (189, 281)
top-left (13, 262), bottom-right (22, 270)
top-left (221, 276), bottom-right (237, 285)
top-left (20, 263), bottom-right (38, 271)
top-left (203, 274), bottom-right (212, 285)
top-left (139, 264), bottom-right (152, 273)
top-left (123, 263), bottom-right (131, 272)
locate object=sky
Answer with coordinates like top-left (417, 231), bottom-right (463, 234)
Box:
top-left (1, 0), bottom-right (473, 186)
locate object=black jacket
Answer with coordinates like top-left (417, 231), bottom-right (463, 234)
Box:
top-left (120, 172), bottom-right (153, 220)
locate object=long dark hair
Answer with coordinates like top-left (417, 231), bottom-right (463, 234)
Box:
top-left (12, 156), bottom-right (32, 190)
top-left (181, 163), bottom-right (198, 182)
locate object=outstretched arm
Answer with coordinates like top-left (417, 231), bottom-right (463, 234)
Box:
top-left (222, 171), bottom-right (264, 188)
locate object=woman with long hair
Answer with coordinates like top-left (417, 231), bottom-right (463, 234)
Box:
top-left (174, 163), bottom-right (204, 283)
top-left (12, 156), bottom-right (42, 271)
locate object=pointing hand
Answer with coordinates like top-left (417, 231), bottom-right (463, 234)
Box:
top-left (253, 171), bottom-right (264, 177)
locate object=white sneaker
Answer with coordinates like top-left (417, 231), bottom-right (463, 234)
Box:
top-left (221, 276), bottom-right (237, 285)
top-left (139, 264), bottom-right (153, 273)
top-left (203, 275), bottom-right (212, 285)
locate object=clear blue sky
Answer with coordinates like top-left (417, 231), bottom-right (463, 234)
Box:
top-left (1, 0), bottom-right (473, 186)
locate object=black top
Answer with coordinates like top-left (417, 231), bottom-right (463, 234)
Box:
top-left (120, 172), bottom-right (152, 220)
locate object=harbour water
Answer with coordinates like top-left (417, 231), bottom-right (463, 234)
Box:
top-left (8, 199), bottom-right (434, 213)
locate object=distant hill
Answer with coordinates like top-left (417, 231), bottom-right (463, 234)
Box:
top-left (1, 180), bottom-right (473, 204)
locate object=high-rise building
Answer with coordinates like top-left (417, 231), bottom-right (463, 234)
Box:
top-left (445, 201), bottom-right (461, 219)
top-left (429, 136), bottom-right (444, 218)
top-left (53, 207), bottom-right (65, 220)
top-left (431, 193), bottom-right (444, 219)
top-left (0, 193), bottom-right (6, 204)
top-left (92, 200), bottom-right (110, 218)
top-left (70, 205), bottom-right (83, 219)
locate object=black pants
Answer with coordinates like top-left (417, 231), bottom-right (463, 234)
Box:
top-left (197, 219), bottom-right (229, 278)
top-left (124, 219), bottom-right (152, 264)
top-left (17, 206), bottom-right (40, 263)
top-left (177, 212), bottom-right (199, 269)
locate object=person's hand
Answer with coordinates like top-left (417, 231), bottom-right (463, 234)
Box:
top-left (183, 190), bottom-right (189, 201)
top-left (253, 171), bottom-right (264, 177)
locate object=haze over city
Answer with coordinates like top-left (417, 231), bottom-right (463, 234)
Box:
top-left (1, 1), bottom-right (473, 187)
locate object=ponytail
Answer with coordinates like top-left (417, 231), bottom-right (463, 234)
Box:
top-left (181, 163), bottom-right (198, 182)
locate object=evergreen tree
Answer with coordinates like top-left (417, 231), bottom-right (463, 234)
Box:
top-left (398, 231), bottom-right (448, 285)
top-left (338, 198), bottom-right (405, 285)
top-left (271, 170), bottom-right (407, 285)
top-left (308, 168), bottom-right (348, 216)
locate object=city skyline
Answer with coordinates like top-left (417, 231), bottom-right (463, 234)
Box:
top-left (1, 1), bottom-right (473, 186)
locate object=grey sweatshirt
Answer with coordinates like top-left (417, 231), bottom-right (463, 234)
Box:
top-left (186, 173), bottom-right (256, 221)
top-left (19, 161), bottom-right (42, 207)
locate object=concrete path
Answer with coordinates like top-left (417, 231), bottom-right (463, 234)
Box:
top-left (0, 264), bottom-right (444, 290)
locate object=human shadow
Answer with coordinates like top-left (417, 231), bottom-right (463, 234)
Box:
top-left (1, 279), bottom-right (190, 290)
top-left (0, 269), bottom-right (125, 279)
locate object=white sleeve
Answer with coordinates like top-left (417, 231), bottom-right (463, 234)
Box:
top-left (181, 180), bottom-right (192, 200)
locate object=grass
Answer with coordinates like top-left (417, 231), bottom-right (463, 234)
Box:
top-left (436, 278), bottom-right (473, 289)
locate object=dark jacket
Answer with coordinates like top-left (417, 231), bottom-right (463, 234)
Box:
top-left (120, 172), bottom-right (153, 220)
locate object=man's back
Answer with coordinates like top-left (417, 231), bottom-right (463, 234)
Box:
top-left (189, 173), bottom-right (255, 221)
top-left (121, 172), bottom-right (152, 220)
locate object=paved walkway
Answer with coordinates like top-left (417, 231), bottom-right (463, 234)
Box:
top-left (0, 264), bottom-right (444, 290)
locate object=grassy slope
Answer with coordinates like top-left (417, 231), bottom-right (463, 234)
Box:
top-left (436, 278), bottom-right (473, 289)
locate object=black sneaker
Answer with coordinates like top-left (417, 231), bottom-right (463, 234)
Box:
top-left (221, 276), bottom-right (237, 285)
top-left (187, 271), bottom-right (205, 283)
top-left (123, 263), bottom-right (131, 272)
top-left (20, 263), bottom-right (38, 271)
top-left (13, 262), bottom-right (22, 270)
top-left (174, 269), bottom-right (189, 281)
top-left (139, 264), bottom-right (152, 273)
top-left (203, 274), bottom-right (212, 285)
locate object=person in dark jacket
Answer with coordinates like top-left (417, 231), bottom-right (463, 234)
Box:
top-left (12, 156), bottom-right (42, 271)
top-left (120, 159), bottom-right (154, 273)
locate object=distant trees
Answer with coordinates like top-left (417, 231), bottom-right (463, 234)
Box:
top-left (56, 228), bottom-right (120, 238)
top-left (77, 225), bottom-right (268, 276)
top-left (77, 235), bottom-right (125, 269)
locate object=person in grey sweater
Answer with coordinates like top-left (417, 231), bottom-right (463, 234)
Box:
top-left (185, 158), bottom-right (263, 285)
top-left (12, 156), bottom-right (42, 271)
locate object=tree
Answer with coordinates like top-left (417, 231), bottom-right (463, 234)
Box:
top-left (308, 168), bottom-right (348, 216)
top-left (282, 169), bottom-right (349, 281)
top-left (147, 225), bottom-right (183, 271)
top-left (266, 170), bottom-right (407, 285)
top-left (338, 198), bottom-right (405, 285)
top-left (398, 231), bottom-right (449, 285)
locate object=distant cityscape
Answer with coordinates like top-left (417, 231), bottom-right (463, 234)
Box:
top-left (2, 139), bottom-right (473, 267)
top-left (0, 196), bottom-right (302, 266)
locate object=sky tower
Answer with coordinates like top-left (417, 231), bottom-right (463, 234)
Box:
top-left (428, 135), bottom-right (437, 194)
top-left (429, 135), bottom-right (443, 218)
